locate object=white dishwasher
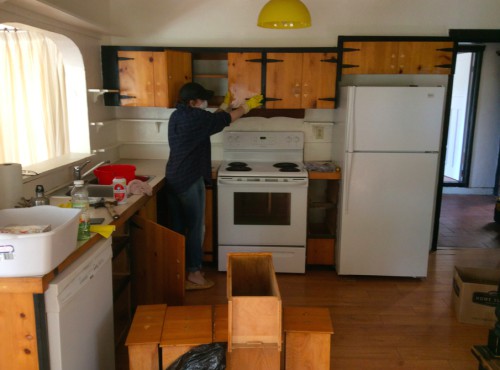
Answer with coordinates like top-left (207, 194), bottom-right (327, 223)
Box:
top-left (44, 237), bottom-right (115, 370)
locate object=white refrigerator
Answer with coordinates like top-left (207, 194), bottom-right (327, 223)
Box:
top-left (332, 86), bottom-right (446, 277)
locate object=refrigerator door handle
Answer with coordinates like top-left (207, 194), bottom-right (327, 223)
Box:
top-left (346, 87), bottom-right (356, 152)
top-left (344, 153), bottom-right (352, 214)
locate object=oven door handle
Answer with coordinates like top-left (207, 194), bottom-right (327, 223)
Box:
top-left (218, 179), bottom-right (308, 186)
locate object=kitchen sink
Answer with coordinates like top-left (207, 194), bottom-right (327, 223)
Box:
top-left (50, 175), bottom-right (155, 198)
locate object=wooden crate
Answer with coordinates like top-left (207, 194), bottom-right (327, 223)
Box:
top-left (227, 253), bottom-right (282, 352)
top-left (160, 305), bottom-right (212, 369)
top-left (226, 347), bottom-right (281, 370)
top-left (283, 306), bottom-right (334, 370)
top-left (125, 304), bottom-right (167, 370)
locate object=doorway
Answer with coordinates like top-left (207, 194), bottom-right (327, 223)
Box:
top-left (432, 29), bottom-right (500, 251)
top-left (443, 44), bottom-right (485, 187)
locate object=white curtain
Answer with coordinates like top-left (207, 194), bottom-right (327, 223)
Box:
top-left (0, 29), bottom-right (69, 166)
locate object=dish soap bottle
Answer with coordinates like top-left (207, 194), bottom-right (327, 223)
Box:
top-left (71, 180), bottom-right (91, 241)
top-left (32, 185), bottom-right (50, 206)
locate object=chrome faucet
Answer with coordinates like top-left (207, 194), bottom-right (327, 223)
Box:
top-left (73, 160), bottom-right (91, 180)
top-left (73, 160), bottom-right (110, 180)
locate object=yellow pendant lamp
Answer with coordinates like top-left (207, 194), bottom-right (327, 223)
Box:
top-left (257, 0), bottom-right (312, 29)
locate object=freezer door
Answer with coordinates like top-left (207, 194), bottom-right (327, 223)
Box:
top-left (344, 86), bottom-right (445, 152)
top-left (336, 152), bottom-right (439, 277)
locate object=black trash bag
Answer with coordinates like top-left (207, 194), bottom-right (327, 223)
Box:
top-left (166, 342), bottom-right (226, 370)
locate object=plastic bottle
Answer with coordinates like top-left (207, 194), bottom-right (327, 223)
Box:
top-left (71, 180), bottom-right (91, 241)
top-left (32, 185), bottom-right (50, 206)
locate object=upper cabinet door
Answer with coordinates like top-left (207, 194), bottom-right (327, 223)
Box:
top-left (400, 41), bottom-right (453, 74)
top-left (266, 52), bottom-right (303, 109)
top-left (342, 42), bottom-right (399, 74)
top-left (165, 50), bottom-right (193, 106)
top-left (228, 52), bottom-right (263, 99)
top-left (342, 41), bottom-right (453, 75)
top-left (118, 50), bottom-right (157, 106)
top-left (302, 53), bottom-right (337, 109)
top-left (117, 50), bottom-right (191, 107)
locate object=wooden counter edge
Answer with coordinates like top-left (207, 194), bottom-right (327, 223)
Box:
top-left (308, 171), bottom-right (341, 180)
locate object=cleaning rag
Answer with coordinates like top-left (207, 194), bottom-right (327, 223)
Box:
top-left (128, 179), bottom-right (153, 196)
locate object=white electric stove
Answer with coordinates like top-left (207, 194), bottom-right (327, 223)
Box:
top-left (217, 131), bottom-right (308, 273)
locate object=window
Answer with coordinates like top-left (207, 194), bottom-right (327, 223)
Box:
top-left (0, 23), bottom-right (90, 169)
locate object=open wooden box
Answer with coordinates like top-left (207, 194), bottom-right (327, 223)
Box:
top-left (227, 253), bottom-right (282, 352)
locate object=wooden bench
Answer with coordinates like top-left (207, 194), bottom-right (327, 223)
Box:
top-left (283, 306), bottom-right (334, 370)
top-left (125, 304), bottom-right (167, 370)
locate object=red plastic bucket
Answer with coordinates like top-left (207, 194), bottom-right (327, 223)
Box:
top-left (93, 164), bottom-right (136, 185)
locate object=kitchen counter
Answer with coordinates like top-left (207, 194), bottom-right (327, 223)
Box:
top-left (0, 158), bottom-right (166, 293)
top-left (0, 159), bottom-right (168, 370)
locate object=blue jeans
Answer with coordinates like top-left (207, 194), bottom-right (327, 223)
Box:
top-left (167, 177), bottom-right (206, 272)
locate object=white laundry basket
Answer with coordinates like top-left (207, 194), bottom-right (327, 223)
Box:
top-left (0, 206), bottom-right (80, 277)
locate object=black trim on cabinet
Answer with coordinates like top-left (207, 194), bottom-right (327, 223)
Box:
top-left (449, 29), bottom-right (500, 43)
top-left (34, 294), bottom-right (50, 370)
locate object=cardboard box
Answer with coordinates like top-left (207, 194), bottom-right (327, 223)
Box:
top-left (452, 266), bottom-right (500, 326)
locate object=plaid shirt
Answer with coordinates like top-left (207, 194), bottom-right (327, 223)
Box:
top-left (166, 104), bottom-right (231, 194)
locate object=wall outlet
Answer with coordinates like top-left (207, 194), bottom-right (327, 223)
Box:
top-left (314, 126), bottom-right (324, 140)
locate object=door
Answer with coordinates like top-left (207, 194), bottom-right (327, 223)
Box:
top-left (228, 52), bottom-right (262, 102)
top-left (345, 86), bottom-right (445, 152)
top-left (266, 52), bottom-right (303, 109)
top-left (130, 215), bottom-right (185, 306)
top-left (337, 152), bottom-right (439, 277)
top-left (217, 179), bottom-right (308, 246)
top-left (301, 52), bottom-right (337, 109)
top-left (444, 52), bottom-right (472, 181)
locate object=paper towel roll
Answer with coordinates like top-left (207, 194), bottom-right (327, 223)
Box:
top-left (0, 163), bottom-right (23, 210)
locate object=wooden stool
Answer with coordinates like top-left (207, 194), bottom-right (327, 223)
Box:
top-left (283, 306), bottom-right (334, 370)
top-left (160, 305), bottom-right (212, 369)
top-left (213, 304), bottom-right (228, 343)
top-left (126, 304), bottom-right (167, 370)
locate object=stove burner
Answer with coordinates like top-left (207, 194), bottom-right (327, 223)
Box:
top-left (273, 162), bottom-right (299, 169)
top-left (226, 162), bottom-right (252, 172)
top-left (279, 167), bottom-right (301, 172)
top-left (226, 166), bottom-right (252, 171)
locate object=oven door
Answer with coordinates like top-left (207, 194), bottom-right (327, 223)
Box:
top-left (217, 177), bottom-right (308, 247)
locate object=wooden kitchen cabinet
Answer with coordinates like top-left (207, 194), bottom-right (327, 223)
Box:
top-left (109, 49), bottom-right (191, 107)
top-left (130, 214), bottom-right (185, 307)
top-left (203, 187), bottom-right (214, 262)
top-left (228, 52), bottom-right (263, 100)
top-left (307, 171), bottom-right (341, 266)
top-left (266, 52), bottom-right (337, 109)
top-left (111, 229), bottom-right (132, 346)
top-left (226, 51), bottom-right (337, 109)
top-left (342, 40), bottom-right (453, 75)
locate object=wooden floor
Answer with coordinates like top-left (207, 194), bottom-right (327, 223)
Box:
top-left (117, 195), bottom-right (500, 370)
top-left (438, 194), bottom-right (500, 249)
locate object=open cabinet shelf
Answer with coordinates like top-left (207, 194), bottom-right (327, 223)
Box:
top-left (307, 169), bottom-right (340, 267)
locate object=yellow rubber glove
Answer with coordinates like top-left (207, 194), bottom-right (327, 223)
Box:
top-left (243, 94), bottom-right (264, 114)
top-left (219, 91), bottom-right (232, 112)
